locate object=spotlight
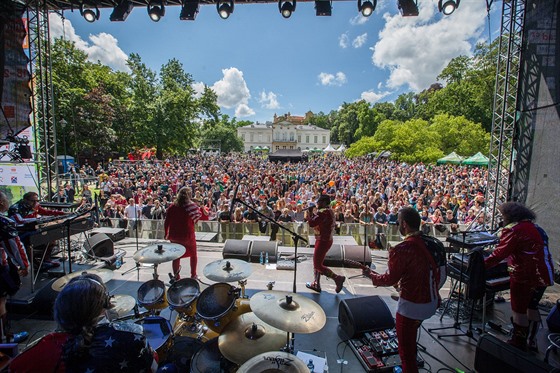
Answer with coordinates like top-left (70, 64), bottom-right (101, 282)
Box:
top-left (358, 0), bottom-right (376, 17)
top-left (110, 0), bottom-right (134, 22)
top-left (279, 0), bottom-right (296, 19)
top-left (80, 2), bottom-right (100, 23)
top-left (217, 0), bottom-right (234, 19)
top-left (397, 0), bottom-right (418, 16)
top-left (315, 0), bottom-right (332, 16)
top-left (438, 0), bottom-right (460, 15)
top-left (147, 0), bottom-right (165, 22)
top-left (180, 0), bottom-right (200, 20)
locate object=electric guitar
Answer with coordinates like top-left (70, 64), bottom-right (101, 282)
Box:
top-left (343, 259), bottom-right (376, 271)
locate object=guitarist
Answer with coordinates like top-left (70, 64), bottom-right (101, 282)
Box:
top-left (363, 207), bottom-right (444, 373)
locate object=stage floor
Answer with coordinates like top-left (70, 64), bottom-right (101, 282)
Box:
top-left (7, 238), bottom-right (560, 372)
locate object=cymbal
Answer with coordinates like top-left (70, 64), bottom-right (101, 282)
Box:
top-left (250, 291), bottom-right (326, 334)
top-left (237, 351), bottom-right (310, 373)
top-left (107, 294), bottom-right (136, 319)
top-left (218, 312), bottom-right (286, 365)
top-left (203, 259), bottom-right (252, 282)
top-left (51, 268), bottom-right (114, 292)
top-left (133, 243), bottom-right (185, 264)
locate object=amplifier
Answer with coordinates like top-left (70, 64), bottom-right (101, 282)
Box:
top-left (90, 227), bottom-right (126, 242)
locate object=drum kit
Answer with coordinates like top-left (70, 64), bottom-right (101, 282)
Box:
top-left (52, 243), bottom-right (322, 371)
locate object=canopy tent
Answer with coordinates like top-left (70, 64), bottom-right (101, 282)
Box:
top-left (323, 144), bottom-right (337, 152)
top-left (436, 151), bottom-right (464, 165)
top-left (309, 148), bottom-right (323, 153)
top-left (268, 149), bottom-right (303, 162)
top-left (337, 144), bottom-right (346, 152)
top-left (253, 146), bottom-right (262, 151)
top-left (463, 152), bottom-right (489, 166)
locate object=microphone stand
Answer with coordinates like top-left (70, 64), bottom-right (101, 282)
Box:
top-left (232, 198), bottom-right (307, 294)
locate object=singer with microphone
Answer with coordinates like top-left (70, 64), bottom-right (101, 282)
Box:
top-left (164, 187), bottom-right (201, 282)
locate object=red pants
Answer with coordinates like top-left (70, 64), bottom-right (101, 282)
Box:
top-left (395, 312), bottom-right (421, 373)
top-left (313, 239), bottom-right (333, 276)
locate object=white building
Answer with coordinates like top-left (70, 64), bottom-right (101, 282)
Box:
top-left (237, 113), bottom-right (331, 153)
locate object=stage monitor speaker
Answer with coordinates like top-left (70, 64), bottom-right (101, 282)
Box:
top-left (250, 241), bottom-right (278, 263)
top-left (475, 334), bottom-right (555, 373)
top-left (83, 233), bottom-right (114, 258)
top-left (343, 245), bottom-right (372, 267)
top-left (90, 227), bottom-right (126, 242)
top-left (323, 244), bottom-right (344, 267)
top-left (338, 295), bottom-right (395, 339)
top-left (223, 239), bottom-right (252, 261)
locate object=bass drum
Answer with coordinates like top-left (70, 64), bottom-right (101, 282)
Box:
top-left (168, 278), bottom-right (200, 315)
top-left (135, 316), bottom-right (173, 363)
top-left (137, 279), bottom-right (168, 311)
top-left (196, 283), bottom-right (251, 333)
top-left (167, 336), bottom-right (205, 372)
top-left (190, 338), bottom-right (238, 373)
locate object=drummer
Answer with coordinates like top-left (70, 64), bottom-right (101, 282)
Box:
top-left (165, 187), bottom-right (201, 281)
top-left (10, 274), bottom-right (158, 372)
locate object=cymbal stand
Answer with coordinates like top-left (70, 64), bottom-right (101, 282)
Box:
top-left (349, 221), bottom-right (372, 279)
top-left (238, 279), bottom-right (248, 298)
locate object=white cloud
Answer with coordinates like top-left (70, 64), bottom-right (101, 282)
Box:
top-left (371, 0), bottom-right (488, 91)
top-left (192, 82), bottom-right (205, 98)
top-left (210, 67), bottom-right (254, 117)
top-left (318, 72), bottom-right (347, 86)
top-left (49, 13), bottom-right (130, 72)
top-left (339, 33), bottom-right (349, 49)
top-left (259, 91), bottom-right (280, 109)
top-left (352, 33), bottom-right (368, 48)
top-left (235, 104), bottom-right (256, 118)
top-left (350, 14), bottom-right (369, 26)
top-left (360, 90), bottom-right (390, 104)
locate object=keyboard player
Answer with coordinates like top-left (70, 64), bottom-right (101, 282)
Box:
top-left (484, 202), bottom-right (554, 352)
top-left (8, 192), bottom-right (67, 270)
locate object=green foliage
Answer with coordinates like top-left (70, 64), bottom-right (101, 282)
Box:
top-left (429, 114), bottom-right (490, 156)
top-left (200, 115), bottom-right (243, 153)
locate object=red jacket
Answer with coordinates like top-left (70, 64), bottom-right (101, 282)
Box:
top-left (485, 221), bottom-right (554, 286)
top-left (164, 203), bottom-right (199, 256)
top-left (369, 235), bottom-right (439, 305)
top-left (308, 208), bottom-right (335, 242)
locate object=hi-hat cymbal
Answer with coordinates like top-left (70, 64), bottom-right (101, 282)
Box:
top-left (51, 268), bottom-right (114, 292)
top-left (237, 351), bottom-right (310, 373)
top-left (107, 294), bottom-right (136, 319)
top-left (203, 259), bottom-right (252, 282)
top-left (133, 243), bottom-right (185, 264)
top-left (218, 312), bottom-right (286, 365)
top-left (250, 291), bottom-right (326, 334)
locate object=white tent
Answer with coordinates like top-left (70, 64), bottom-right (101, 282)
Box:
top-left (323, 144), bottom-right (337, 152)
top-left (337, 144), bottom-right (346, 152)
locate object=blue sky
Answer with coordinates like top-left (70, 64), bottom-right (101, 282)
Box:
top-left (49, 0), bottom-right (500, 123)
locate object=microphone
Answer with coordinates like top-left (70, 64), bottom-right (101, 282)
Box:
top-left (229, 183), bottom-right (240, 220)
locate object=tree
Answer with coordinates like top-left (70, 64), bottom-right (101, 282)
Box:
top-left (429, 114), bottom-right (490, 156)
top-left (200, 114), bottom-right (243, 153)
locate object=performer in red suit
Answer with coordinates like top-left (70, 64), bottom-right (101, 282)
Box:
top-left (363, 207), bottom-right (442, 373)
top-left (485, 202), bottom-right (554, 351)
top-left (164, 187), bottom-right (201, 280)
top-left (305, 194), bottom-right (345, 293)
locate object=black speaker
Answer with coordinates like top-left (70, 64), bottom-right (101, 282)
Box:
top-left (475, 334), bottom-right (555, 373)
top-left (338, 295), bottom-right (395, 339)
top-left (343, 245), bottom-right (372, 267)
top-left (223, 239), bottom-right (251, 261)
top-left (250, 241), bottom-right (278, 263)
top-left (90, 227), bottom-right (126, 242)
top-left (323, 244), bottom-right (344, 267)
top-left (84, 233), bottom-right (114, 258)
top-left (547, 300), bottom-right (560, 333)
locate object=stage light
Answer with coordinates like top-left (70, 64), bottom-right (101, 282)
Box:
top-left (180, 0), bottom-right (200, 20)
top-left (397, 0), bottom-right (418, 16)
top-left (217, 0), bottom-right (234, 19)
top-left (110, 0), bottom-right (134, 22)
top-left (147, 0), bottom-right (165, 22)
top-left (315, 0), bottom-right (332, 16)
top-left (358, 0), bottom-right (376, 17)
top-left (438, 0), bottom-right (460, 15)
top-left (80, 2), bottom-right (100, 23)
top-left (279, 0), bottom-right (296, 19)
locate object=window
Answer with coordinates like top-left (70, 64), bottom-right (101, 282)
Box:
top-left (241, 134), bottom-right (245, 141)
top-left (322, 135), bottom-right (326, 144)
top-left (306, 135), bottom-right (309, 143)
top-left (314, 135), bottom-right (318, 143)
top-left (290, 132), bottom-right (294, 141)
top-left (298, 135), bottom-right (301, 143)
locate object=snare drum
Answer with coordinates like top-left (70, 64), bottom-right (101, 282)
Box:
top-left (137, 279), bottom-right (168, 311)
top-left (190, 338), bottom-right (238, 373)
top-left (168, 278), bottom-right (200, 315)
top-left (135, 316), bottom-right (173, 363)
top-left (196, 283), bottom-right (251, 333)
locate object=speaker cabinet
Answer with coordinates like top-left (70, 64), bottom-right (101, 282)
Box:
top-left (343, 245), bottom-right (372, 267)
top-left (83, 233), bottom-right (114, 258)
top-left (222, 239), bottom-right (252, 261)
top-left (250, 241), bottom-right (278, 263)
top-left (90, 227), bottom-right (126, 242)
top-left (475, 334), bottom-right (554, 373)
top-left (323, 244), bottom-right (344, 267)
top-left (338, 295), bottom-right (395, 339)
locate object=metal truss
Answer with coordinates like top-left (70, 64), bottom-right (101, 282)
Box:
top-left (27, 0), bottom-right (59, 199)
top-left (486, 0), bottom-right (526, 229)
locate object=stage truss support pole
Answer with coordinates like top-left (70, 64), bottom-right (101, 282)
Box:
top-left (486, 0), bottom-right (527, 229)
top-left (27, 0), bottom-right (59, 199)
